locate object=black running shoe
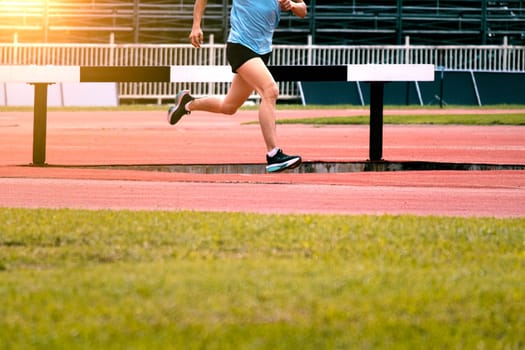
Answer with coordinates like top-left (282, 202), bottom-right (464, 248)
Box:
top-left (266, 149), bottom-right (302, 173)
top-left (168, 90), bottom-right (194, 125)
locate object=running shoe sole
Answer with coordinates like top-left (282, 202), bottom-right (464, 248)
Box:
top-left (266, 156), bottom-right (302, 173)
top-left (168, 90), bottom-right (192, 125)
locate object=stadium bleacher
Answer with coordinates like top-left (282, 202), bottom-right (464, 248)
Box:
top-left (276, 0), bottom-right (525, 45)
top-left (0, 0), bottom-right (523, 45)
top-left (0, 0), bottom-right (227, 44)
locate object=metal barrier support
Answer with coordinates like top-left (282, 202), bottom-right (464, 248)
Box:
top-left (32, 83), bottom-right (52, 165)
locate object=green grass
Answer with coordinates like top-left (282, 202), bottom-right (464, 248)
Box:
top-left (277, 113), bottom-right (525, 126)
top-left (1, 208), bottom-right (524, 349)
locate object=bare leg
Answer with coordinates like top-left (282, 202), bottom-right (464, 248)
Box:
top-left (187, 74), bottom-right (253, 115)
top-left (235, 58), bottom-right (279, 152)
top-left (187, 57), bottom-right (279, 152)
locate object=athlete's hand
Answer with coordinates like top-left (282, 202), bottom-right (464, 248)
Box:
top-left (189, 27), bottom-right (204, 48)
top-left (278, 0), bottom-right (294, 11)
top-left (279, 0), bottom-right (307, 18)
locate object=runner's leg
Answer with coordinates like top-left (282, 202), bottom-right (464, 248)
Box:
top-left (186, 56), bottom-right (279, 152)
top-left (187, 74), bottom-right (252, 114)
top-left (235, 57), bottom-right (279, 152)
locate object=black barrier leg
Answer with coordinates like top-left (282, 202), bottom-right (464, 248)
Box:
top-left (31, 83), bottom-right (50, 165)
top-left (369, 82), bottom-right (384, 161)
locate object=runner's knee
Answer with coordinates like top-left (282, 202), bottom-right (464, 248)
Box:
top-left (260, 82), bottom-right (279, 102)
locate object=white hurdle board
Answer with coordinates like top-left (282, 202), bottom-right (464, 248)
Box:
top-left (346, 64), bottom-right (434, 81)
top-left (0, 65), bottom-right (81, 83)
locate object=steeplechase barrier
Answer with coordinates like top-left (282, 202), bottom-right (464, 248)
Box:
top-left (0, 64), bottom-right (434, 166)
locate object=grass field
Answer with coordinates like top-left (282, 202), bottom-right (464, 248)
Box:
top-left (277, 113), bottom-right (525, 125)
top-left (1, 208), bottom-right (524, 349)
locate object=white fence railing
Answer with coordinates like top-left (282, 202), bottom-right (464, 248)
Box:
top-left (1, 39), bottom-right (523, 103)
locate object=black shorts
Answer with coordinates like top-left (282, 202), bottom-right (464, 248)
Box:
top-left (226, 42), bottom-right (271, 73)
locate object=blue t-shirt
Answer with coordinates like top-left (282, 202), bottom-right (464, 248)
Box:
top-left (227, 0), bottom-right (281, 55)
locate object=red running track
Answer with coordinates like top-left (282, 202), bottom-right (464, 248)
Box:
top-left (1, 109), bottom-right (524, 217)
